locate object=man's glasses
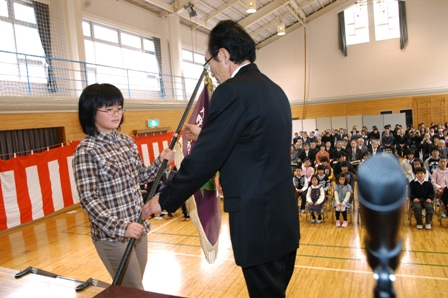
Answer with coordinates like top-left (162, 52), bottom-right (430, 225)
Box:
top-left (97, 108), bottom-right (125, 115)
top-left (203, 51), bottom-right (218, 72)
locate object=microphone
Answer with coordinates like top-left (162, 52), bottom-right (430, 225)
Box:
top-left (357, 154), bottom-right (406, 297)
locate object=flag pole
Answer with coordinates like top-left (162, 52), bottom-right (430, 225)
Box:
top-left (112, 68), bottom-right (208, 286)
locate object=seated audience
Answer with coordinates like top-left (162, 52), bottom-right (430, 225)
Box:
top-left (293, 167), bottom-right (308, 214)
top-left (408, 167), bottom-right (435, 230)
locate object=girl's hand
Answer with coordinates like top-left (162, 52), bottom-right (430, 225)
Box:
top-left (125, 222), bottom-right (146, 239)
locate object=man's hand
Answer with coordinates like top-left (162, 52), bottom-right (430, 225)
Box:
top-left (426, 198), bottom-right (433, 204)
top-left (184, 124), bottom-right (201, 141)
top-left (125, 222), bottom-right (146, 239)
top-left (142, 196), bottom-right (162, 219)
top-left (159, 148), bottom-right (174, 163)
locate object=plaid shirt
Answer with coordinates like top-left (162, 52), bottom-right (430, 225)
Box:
top-left (73, 130), bottom-right (162, 243)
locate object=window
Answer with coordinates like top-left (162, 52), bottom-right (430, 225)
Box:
top-left (182, 48), bottom-right (208, 94)
top-left (0, 0), bottom-right (46, 84)
top-left (82, 19), bottom-right (160, 93)
top-left (343, 0), bottom-right (400, 46)
top-left (374, 0), bottom-right (400, 41)
top-left (344, 3), bottom-right (369, 45)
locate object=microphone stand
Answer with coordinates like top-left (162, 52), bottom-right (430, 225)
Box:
top-left (112, 68), bottom-right (207, 286)
top-left (366, 240), bottom-right (402, 298)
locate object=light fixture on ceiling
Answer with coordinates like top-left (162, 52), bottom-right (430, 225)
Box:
top-left (277, 22), bottom-right (286, 36)
top-left (246, 0), bottom-right (256, 14)
top-left (184, 2), bottom-right (197, 17)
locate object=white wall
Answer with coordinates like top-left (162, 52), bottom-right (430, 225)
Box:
top-left (180, 26), bottom-right (209, 54)
top-left (257, 0), bottom-right (448, 105)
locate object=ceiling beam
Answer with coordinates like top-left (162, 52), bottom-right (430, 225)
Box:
top-left (178, 11), bottom-right (214, 30)
top-left (142, 0), bottom-right (174, 13)
top-left (206, 0), bottom-right (240, 22)
top-left (174, 0), bottom-right (201, 13)
top-left (256, 1), bottom-right (346, 49)
top-left (286, 3), bottom-right (306, 27)
top-left (238, 0), bottom-right (288, 28)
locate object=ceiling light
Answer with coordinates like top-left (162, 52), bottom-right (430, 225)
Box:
top-left (246, 0), bottom-right (256, 14)
top-left (277, 22), bottom-right (286, 36)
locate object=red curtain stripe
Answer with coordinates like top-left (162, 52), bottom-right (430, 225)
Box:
top-left (0, 133), bottom-right (174, 231)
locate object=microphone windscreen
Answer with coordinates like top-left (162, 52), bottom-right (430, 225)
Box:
top-left (358, 154), bottom-right (406, 211)
top-left (357, 154), bottom-right (406, 271)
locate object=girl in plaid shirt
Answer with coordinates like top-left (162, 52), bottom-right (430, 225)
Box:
top-left (73, 83), bottom-right (173, 289)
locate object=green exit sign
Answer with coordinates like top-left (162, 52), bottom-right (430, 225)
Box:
top-left (147, 119), bottom-right (159, 127)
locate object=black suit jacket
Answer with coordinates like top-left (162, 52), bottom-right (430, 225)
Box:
top-left (159, 64), bottom-right (299, 268)
top-left (346, 147), bottom-right (362, 161)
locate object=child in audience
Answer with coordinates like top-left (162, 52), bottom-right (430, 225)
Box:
top-left (333, 173), bottom-right (353, 228)
top-left (432, 157), bottom-right (448, 196)
top-left (306, 174), bottom-right (325, 223)
top-left (302, 158), bottom-right (315, 187)
top-left (408, 167), bottom-right (435, 230)
top-left (410, 158), bottom-right (429, 181)
top-left (293, 167), bottom-right (308, 212)
top-left (401, 149), bottom-right (415, 182)
top-left (431, 157), bottom-right (448, 217)
top-left (340, 161), bottom-right (355, 193)
top-left (424, 146), bottom-right (440, 176)
top-left (319, 156), bottom-right (334, 182)
top-left (316, 165), bottom-right (330, 194)
top-left (315, 144), bottom-right (330, 166)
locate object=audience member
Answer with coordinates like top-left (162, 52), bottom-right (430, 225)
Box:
top-left (408, 167), bottom-right (435, 230)
top-left (306, 175), bottom-right (325, 224)
top-left (315, 143), bottom-right (330, 166)
top-left (302, 158), bottom-right (315, 185)
top-left (424, 146), bottom-right (440, 176)
top-left (293, 167), bottom-right (308, 213)
top-left (401, 149), bottom-right (416, 182)
top-left (368, 139), bottom-right (382, 156)
top-left (431, 157), bottom-right (448, 217)
top-left (382, 128), bottom-right (394, 151)
top-left (333, 173), bottom-right (353, 228)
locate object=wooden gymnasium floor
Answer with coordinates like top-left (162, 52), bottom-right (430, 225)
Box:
top-left (2, 188), bottom-right (448, 298)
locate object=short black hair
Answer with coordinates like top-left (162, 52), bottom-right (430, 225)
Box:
top-left (78, 83), bottom-right (124, 136)
top-left (406, 148), bottom-right (415, 156)
top-left (338, 151), bottom-right (347, 158)
top-left (337, 173), bottom-right (348, 185)
top-left (320, 156), bottom-right (328, 163)
top-left (208, 20), bottom-right (256, 64)
top-left (414, 167), bottom-right (426, 175)
top-left (341, 161), bottom-right (350, 168)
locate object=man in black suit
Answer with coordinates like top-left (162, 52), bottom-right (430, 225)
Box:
top-left (368, 139), bottom-right (383, 156)
top-left (143, 20), bottom-right (299, 297)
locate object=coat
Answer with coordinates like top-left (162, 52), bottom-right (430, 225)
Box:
top-left (158, 63), bottom-right (300, 268)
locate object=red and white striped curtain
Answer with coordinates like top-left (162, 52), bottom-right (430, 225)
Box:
top-left (0, 132), bottom-right (174, 231)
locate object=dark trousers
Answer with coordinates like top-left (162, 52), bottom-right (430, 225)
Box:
top-left (168, 203), bottom-right (189, 217)
top-left (412, 200), bottom-right (434, 225)
top-left (297, 190), bottom-right (307, 210)
top-left (242, 250), bottom-right (296, 298)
